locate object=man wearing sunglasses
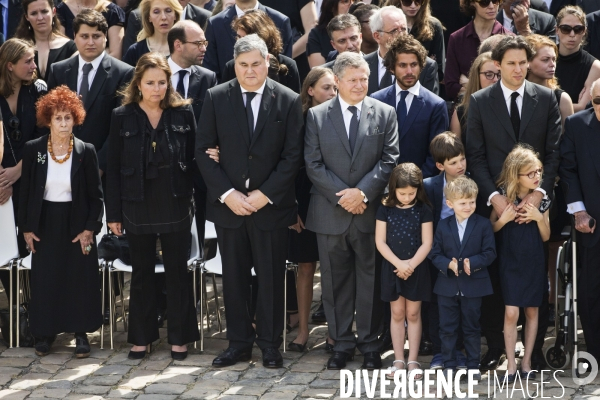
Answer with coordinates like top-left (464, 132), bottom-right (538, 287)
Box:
top-left (466, 35), bottom-right (561, 372)
top-left (559, 77), bottom-right (600, 368)
top-left (497, 0), bottom-right (556, 41)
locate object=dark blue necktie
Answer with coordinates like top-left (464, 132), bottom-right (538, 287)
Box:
top-left (347, 105), bottom-right (359, 153)
top-left (397, 90), bottom-right (409, 129)
top-left (245, 92), bottom-right (256, 141)
top-left (176, 70), bottom-right (188, 98)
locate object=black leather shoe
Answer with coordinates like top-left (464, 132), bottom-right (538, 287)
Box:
top-left (74, 333), bottom-right (90, 359)
top-left (171, 350), bottom-right (188, 361)
top-left (419, 339), bottom-right (433, 356)
top-left (212, 347), bottom-right (252, 367)
top-left (262, 347), bottom-right (283, 368)
top-left (157, 308), bottom-right (167, 328)
top-left (361, 352), bottom-right (382, 370)
top-left (312, 302), bottom-right (326, 323)
top-left (325, 339), bottom-right (335, 353)
top-left (327, 351), bottom-right (354, 370)
top-left (531, 348), bottom-right (547, 371)
top-left (288, 340), bottom-right (307, 353)
top-left (480, 348), bottom-right (506, 371)
top-left (35, 336), bottom-right (54, 357)
top-left (380, 328), bottom-right (392, 351)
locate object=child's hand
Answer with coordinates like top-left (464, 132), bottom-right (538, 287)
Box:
top-left (464, 258), bottom-right (471, 275)
top-left (499, 204), bottom-right (517, 224)
top-left (394, 261), bottom-right (413, 280)
top-left (520, 202), bottom-right (542, 222)
top-left (448, 258), bottom-right (458, 276)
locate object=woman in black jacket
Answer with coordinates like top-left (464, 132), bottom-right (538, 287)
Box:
top-left (19, 85), bottom-right (103, 358)
top-left (106, 53), bottom-right (199, 361)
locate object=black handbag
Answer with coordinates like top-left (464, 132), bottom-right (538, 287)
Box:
top-left (0, 306), bottom-right (35, 347)
top-left (98, 234), bottom-right (131, 264)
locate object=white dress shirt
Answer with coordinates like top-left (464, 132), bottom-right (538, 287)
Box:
top-left (377, 50), bottom-right (387, 86)
top-left (235, 2), bottom-right (259, 17)
top-left (168, 57), bottom-right (192, 98)
top-left (543, 0), bottom-right (552, 10)
top-left (502, 9), bottom-right (514, 31)
top-left (338, 95), bottom-right (363, 138)
top-left (44, 153), bottom-right (73, 202)
top-left (395, 80), bottom-right (421, 113)
top-left (457, 217), bottom-right (469, 243)
top-left (77, 52), bottom-right (106, 95)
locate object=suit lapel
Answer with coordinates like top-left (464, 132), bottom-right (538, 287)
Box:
top-left (367, 54), bottom-right (379, 93)
top-left (490, 83), bottom-right (517, 141)
top-left (224, 7), bottom-right (237, 47)
top-left (520, 82), bottom-right (538, 139)
top-left (251, 79), bottom-right (274, 146)
top-left (449, 216), bottom-right (461, 251)
top-left (187, 68), bottom-right (201, 100)
top-left (401, 95), bottom-right (424, 140)
top-left (84, 56), bottom-right (109, 110)
top-left (328, 97), bottom-right (352, 157)
top-left (433, 174), bottom-right (444, 222)
top-left (227, 80), bottom-right (250, 148)
top-left (35, 138), bottom-right (49, 194)
top-left (583, 111), bottom-right (600, 178)
top-left (459, 217), bottom-right (476, 255)
top-left (71, 138), bottom-right (84, 182)
top-left (65, 58), bottom-right (78, 93)
top-left (185, 4), bottom-right (194, 20)
top-left (351, 100), bottom-right (374, 162)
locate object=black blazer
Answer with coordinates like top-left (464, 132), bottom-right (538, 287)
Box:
top-left (496, 8), bottom-right (556, 42)
top-left (221, 54), bottom-right (301, 94)
top-left (466, 81), bottom-right (561, 208)
top-left (18, 136), bottom-right (104, 236)
top-left (185, 65), bottom-right (217, 123)
top-left (195, 78), bottom-right (304, 230)
top-left (530, 0), bottom-right (550, 12)
top-left (6, 0), bottom-right (23, 40)
top-left (122, 3), bottom-right (211, 55)
top-left (47, 54), bottom-right (135, 172)
top-left (585, 11), bottom-right (600, 60)
top-left (549, 0), bottom-right (576, 16)
top-left (203, 4), bottom-right (293, 80)
top-left (559, 108), bottom-right (600, 248)
top-left (424, 173), bottom-right (444, 232)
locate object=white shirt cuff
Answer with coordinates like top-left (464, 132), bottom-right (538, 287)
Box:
top-left (567, 202), bottom-right (586, 214)
top-left (535, 187), bottom-right (547, 197)
top-left (487, 191), bottom-right (500, 207)
top-left (219, 188), bottom-right (235, 203)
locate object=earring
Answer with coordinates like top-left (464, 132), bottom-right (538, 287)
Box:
top-left (28, 24), bottom-right (32, 30)
top-left (139, 90), bottom-right (142, 98)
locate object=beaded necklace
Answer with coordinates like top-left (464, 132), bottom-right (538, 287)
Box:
top-left (48, 134), bottom-right (74, 164)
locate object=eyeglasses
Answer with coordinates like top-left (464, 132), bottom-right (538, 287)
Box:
top-left (480, 71), bottom-right (501, 80)
top-left (558, 24), bottom-right (585, 35)
top-left (592, 97), bottom-right (600, 105)
top-left (377, 27), bottom-right (407, 36)
top-left (518, 168), bottom-right (543, 179)
top-left (475, 0), bottom-right (501, 7)
top-left (8, 116), bottom-right (21, 141)
top-left (400, 0), bottom-right (422, 6)
top-left (183, 40), bottom-right (209, 49)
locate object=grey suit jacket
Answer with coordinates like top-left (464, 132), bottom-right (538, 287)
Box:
top-left (304, 96), bottom-right (399, 235)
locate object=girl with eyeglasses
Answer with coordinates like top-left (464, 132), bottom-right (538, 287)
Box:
top-left (449, 51), bottom-right (499, 149)
top-left (555, 5), bottom-right (600, 112)
top-left (445, 0), bottom-right (513, 102)
top-left (0, 39), bottom-right (48, 309)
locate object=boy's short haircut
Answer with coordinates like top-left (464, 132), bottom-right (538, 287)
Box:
top-left (430, 132), bottom-right (465, 165)
top-left (445, 175), bottom-right (478, 201)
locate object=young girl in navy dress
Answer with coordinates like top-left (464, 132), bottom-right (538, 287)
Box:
top-left (375, 163), bottom-right (434, 379)
top-left (490, 145), bottom-right (550, 382)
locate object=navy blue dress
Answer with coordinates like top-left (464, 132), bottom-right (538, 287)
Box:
top-left (377, 202), bottom-right (433, 302)
top-left (497, 188), bottom-right (550, 307)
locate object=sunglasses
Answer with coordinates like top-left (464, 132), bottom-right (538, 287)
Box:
top-left (8, 116), bottom-right (21, 141)
top-left (558, 24), bottom-right (585, 35)
top-left (475, 0), bottom-right (501, 7)
top-left (592, 97), bottom-right (600, 105)
top-left (400, 0), bottom-right (422, 6)
top-left (519, 168), bottom-right (543, 179)
top-left (480, 71), bottom-right (501, 80)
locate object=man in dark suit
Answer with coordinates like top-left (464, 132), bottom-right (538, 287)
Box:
top-left (196, 34), bottom-right (303, 368)
top-left (365, 6), bottom-right (439, 96)
top-left (371, 34), bottom-right (448, 179)
top-left (47, 9), bottom-right (134, 175)
top-left (203, 0), bottom-right (293, 80)
top-left (168, 20), bottom-right (217, 249)
top-left (467, 36), bottom-right (561, 371)
top-left (305, 52), bottom-right (399, 371)
top-left (0, 0), bottom-right (23, 41)
top-left (585, 10), bottom-right (600, 59)
top-left (122, 0), bottom-right (211, 56)
top-left (497, 0), bottom-right (556, 41)
top-left (559, 78), bottom-right (600, 364)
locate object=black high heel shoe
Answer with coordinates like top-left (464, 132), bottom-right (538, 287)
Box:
top-left (128, 343), bottom-right (152, 360)
top-left (288, 340), bottom-right (308, 353)
top-left (171, 349), bottom-right (188, 361)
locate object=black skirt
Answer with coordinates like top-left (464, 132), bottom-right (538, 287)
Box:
top-left (29, 201), bottom-right (102, 337)
top-left (288, 167), bottom-right (319, 263)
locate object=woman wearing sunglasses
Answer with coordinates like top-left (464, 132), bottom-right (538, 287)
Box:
top-left (555, 5), bottom-right (600, 112)
top-left (445, 0), bottom-right (513, 102)
top-left (0, 39), bottom-right (48, 307)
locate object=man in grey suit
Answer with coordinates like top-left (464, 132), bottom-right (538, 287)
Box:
top-left (305, 52), bottom-right (399, 371)
top-left (467, 36), bottom-right (561, 371)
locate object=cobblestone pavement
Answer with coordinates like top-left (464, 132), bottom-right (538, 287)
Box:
top-left (0, 273), bottom-right (597, 400)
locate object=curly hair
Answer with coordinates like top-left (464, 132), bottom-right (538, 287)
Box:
top-left (36, 85), bottom-right (86, 127)
top-left (525, 34), bottom-right (559, 89)
top-left (232, 9), bottom-right (283, 57)
top-left (383, 33), bottom-right (428, 72)
top-left (383, 163), bottom-right (431, 208)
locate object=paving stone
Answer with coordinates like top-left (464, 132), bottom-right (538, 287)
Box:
top-left (153, 372), bottom-right (196, 384)
top-left (136, 395), bottom-right (177, 400)
top-left (0, 357), bottom-right (35, 367)
top-left (232, 378), bottom-right (275, 388)
top-left (0, 374), bottom-right (14, 385)
top-left (214, 396), bottom-right (258, 400)
top-left (41, 380), bottom-right (73, 389)
top-left (204, 370), bottom-right (243, 382)
top-left (147, 349), bottom-right (172, 361)
top-left (87, 348), bottom-right (113, 359)
top-left (9, 373), bottom-right (52, 390)
top-left (301, 388), bottom-right (337, 398)
top-left (267, 384), bottom-right (307, 394)
top-left (278, 372), bottom-right (317, 385)
top-left (261, 392), bottom-right (297, 400)
top-left (1, 347), bottom-right (35, 358)
top-left (119, 370), bottom-right (158, 390)
top-left (30, 364), bottom-right (62, 374)
top-left (30, 388), bottom-right (71, 398)
top-left (319, 369), bottom-right (342, 380)
top-left (241, 367), bottom-right (286, 379)
top-left (290, 362), bottom-right (325, 373)
top-left (0, 389), bottom-right (31, 399)
top-left (309, 379), bottom-right (340, 389)
top-left (193, 378), bottom-right (231, 390)
top-left (39, 354), bottom-right (72, 365)
top-left (139, 359), bottom-right (172, 371)
top-left (172, 354), bottom-right (215, 367)
top-left (0, 366), bottom-right (24, 375)
top-left (107, 352), bottom-right (144, 365)
top-left (179, 387), bottom-right (221, 399)
top-left (223, 385), bottom-right (269, 396)
top-left (162, 365), bottom-right (204, 376)
top-left (51, 368), bottom-right (93, 382)
top-left (143, 383), bottom-right (188, 395)
top-left (94, 364), bottom-right (132, 376)
top-left (84, 374), bottom-right (123, 386)
top-left (64, 395), bottom-right (105, 400)
top-left (107, 388), bottom-right (141, 398)
top-left (71, 384), bottom-right (111, 395)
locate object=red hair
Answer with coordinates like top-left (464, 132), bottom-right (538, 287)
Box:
top-left (36, 85), bottom-right (86, 127)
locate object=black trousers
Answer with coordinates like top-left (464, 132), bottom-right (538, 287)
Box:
top-left (127, 229), bottom-right (199, 346)
top-left (215, 218), bottom-right (287, 350)
top-left (438, 295), bottom-right (482, 369)
top-left (578, 242), bottom-right (600, 361)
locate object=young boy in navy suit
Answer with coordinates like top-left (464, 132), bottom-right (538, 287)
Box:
top-left (423, 132), bottom-right (467, 369)
top-left (429, 176), bottom-right (496, 379)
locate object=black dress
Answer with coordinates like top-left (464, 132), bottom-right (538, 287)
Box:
top-left (122, 40), bottom-right (151, 67)
top-left (307, 26), bottom-right (334, 61)
top-left (555, 48), bottom-right (597, 104)
top-left (377, 202), bottom-right (433, 302)
top-left (56, 2), bottom-right (125, 39)
top-left (35, 41), bottom-right (77, 82)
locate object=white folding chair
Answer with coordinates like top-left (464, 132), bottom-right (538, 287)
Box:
top-left (101, 217), bottom-right (201, 349)
top-left (0, 197), bottom-right (19, 348)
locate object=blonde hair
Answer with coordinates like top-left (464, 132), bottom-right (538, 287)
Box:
top-left (496, 144), bottom-right (543, 205)
top-left (444, 175), bottom-right (478, 201)
top-left (137, 0), bottom-right (182, 42)
top-left (525, 34), bottom-right (559, 90)
top-left (0, 38), bottom-right (36, 98)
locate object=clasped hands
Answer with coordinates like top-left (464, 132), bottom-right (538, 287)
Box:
top-left (492, 191), bottom-right (543, 224)
top-left (393, 259), bottom-right (414, 280)
top-left (448, 257), bottom-right (471, 276)
top-left (337, 188), bottom-right (366, 214)
top-left (225, 189), bottom-right (269, 216)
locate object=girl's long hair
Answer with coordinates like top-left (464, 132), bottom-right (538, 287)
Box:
top-left (300, 67), bottom-right (335, 114)
top-left (0, 38), bottom-right (36, 98)
top-left (458, 51), bottom-right (494, 121)
top-left (496, 144), bottom-right (543, 205)
top-left (383, 163), bottom-right (431, 208)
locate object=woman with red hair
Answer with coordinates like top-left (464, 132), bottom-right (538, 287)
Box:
top-left (19, 85), bottom-right (103, 359)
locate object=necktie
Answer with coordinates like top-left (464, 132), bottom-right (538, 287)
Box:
top-left (347, 105), bottom-right (359, 153)
top-left (245, 92), bottom-right (256, 141)
top-left (176, 70), bottom-right (188, 98)
top-left (510, 92), bottom-right (521, 141)
top-left (380, 70), bottom-right (393, 89)
top-left (79, 63), bottom-right (93, 102)
top-left (397, 90), bottom-right (409, 129)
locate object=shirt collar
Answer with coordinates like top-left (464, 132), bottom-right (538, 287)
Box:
top-left (465, 20), bottom-right (505, 38)
top-left (240, 79), bottom-right (266, 96)
top-left (167, 56), bottom-right (191, 75)
top-left (457, 217), bottom-right (469, 229)
top-left (377, 49), bottom-right (385, 67)
top-left (395, 80), bottom-right (420, 98)
top-left (502, 9), bottom-right (512, 22)
top-left (0, 0), bottom-right (7, 8)
top-left (78, 51), bottom-right (105, 72)
top-left (500, 79), bottom-right (526, 101)
top-left (338, 95), bottom-right (363, 114)
top-left (235, 2), bottom-right (259, 17)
